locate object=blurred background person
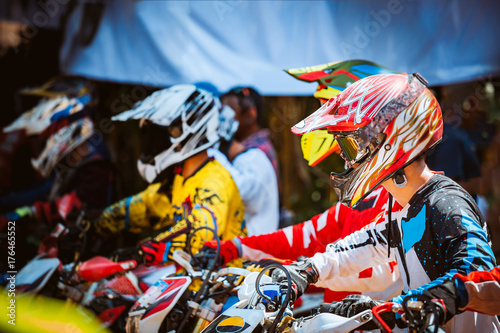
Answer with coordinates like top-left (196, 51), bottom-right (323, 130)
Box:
top-left (221, 87), bottom-right (280, 183)
top-left (195, 82), bottom-right (279, 235)
top-left (426, 87), bottom-right (487, 217)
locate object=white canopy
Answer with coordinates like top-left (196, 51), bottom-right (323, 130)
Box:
top-left (60, 0), bottom-right (500, 95)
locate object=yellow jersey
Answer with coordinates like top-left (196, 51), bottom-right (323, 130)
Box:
top-left (94, 159), bottom-right (246, 255)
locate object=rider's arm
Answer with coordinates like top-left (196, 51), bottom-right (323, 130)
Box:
top-left (392, 200), bottom-right (496, 305)
top-left (234, 186), bottom-right (389, 261)
top-left (93, 183), bottom-right (171, 235)
top-left (0, 177), bottom-right (54, 211)
top-left (6, 163), bottom-right (116, 225)
top-left (320, 262), bottom-right (401, 294)
top-left (309, 219), bottom-right (395, 288)
top-left (235, 205), bottom-right (344, 261)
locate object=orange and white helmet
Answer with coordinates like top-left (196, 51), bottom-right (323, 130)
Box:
top-left (292, 73), bottom-right (443, 207)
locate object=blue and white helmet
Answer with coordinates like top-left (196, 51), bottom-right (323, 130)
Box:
top-left (113, 84), bottom-right (237, 183)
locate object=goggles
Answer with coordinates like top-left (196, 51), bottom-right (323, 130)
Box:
top-left (138, 120), bottom-right (172, 164)
top-left (334, 135), bottom-right (361, 165)
top-left (329, 132), bottom-right (387, 205)
top-left (331, 132), bottom-right (387, 172)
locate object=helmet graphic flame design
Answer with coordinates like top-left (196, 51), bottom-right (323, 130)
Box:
top-left (286, 60), bottom-right (397, 167)
top-left (292, 73), bottom-right (443, 207)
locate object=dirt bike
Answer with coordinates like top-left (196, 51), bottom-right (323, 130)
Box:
top-left (125, 227), bottom-right (253, 333)
top-left (14, 212), bottom-right (175, 332)
top-left (15, 230), bottom-right (145, 331)
top-left (202, 264), bottom-right (447, 333)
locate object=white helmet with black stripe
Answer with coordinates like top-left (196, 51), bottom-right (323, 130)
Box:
top-left (113, 84), bottom-right (237, 183)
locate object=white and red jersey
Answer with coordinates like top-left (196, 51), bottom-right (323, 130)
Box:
top-left (233, 186), bottom-right (403, 301)
top-left (454, 267), bottom-right (500, 316)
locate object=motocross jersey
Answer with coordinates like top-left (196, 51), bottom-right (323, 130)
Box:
top-left (309, 174), bottom-right (499, 333)
top-left (232, 186), bottom-right (402, 301)
top-left (93, 182), bottom-right (172, 235)
top-left (95, 159), bottom-right (246, 255)
top-left (454, 267), bottom-right (500, 316)
top-left (208, 147), bottom-right (279, 236)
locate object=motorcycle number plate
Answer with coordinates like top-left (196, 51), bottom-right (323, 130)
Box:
top-left (202, 307), bottom-right (264, 333)
top-left (131, 276), bottom-right (191, 312)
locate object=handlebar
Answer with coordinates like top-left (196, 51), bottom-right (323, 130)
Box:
top-left (371, 296), bottom-right (446, 333)
top-left (371, 302), bottom-right (403, 333)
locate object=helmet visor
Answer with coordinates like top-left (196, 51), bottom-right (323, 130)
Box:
top-left (335, 136), bottom-right (360, 164)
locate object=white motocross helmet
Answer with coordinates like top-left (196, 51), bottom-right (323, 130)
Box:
top-left (3, 95), bottom-right (87, 135)
top-left (112, 84), bottom-right (236, 183)
top-left (31, 116), bottom-right (95, 178)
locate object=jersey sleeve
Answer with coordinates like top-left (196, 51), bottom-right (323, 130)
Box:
top-left (392, 197), bottom-right (496, 304)
top-left (310, 219), bottom-right (395, 287)
top-left (93, 183), bottom-right (171, 235)
top-left (236, 205), bottom-right (344, 261)
top-left (236, 187), bottom-right (389, 261)
top-left (0, 177), bottom-right (54, 211)
top-left (320, 261), bottom-right (401, 294)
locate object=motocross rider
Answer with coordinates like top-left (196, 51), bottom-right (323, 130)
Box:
top-left (91, 85), bottom-right (277, 238)
top-left (1, 78), bottom-right (116, 224)
top-left (92, 85), bottom-right (246, 265)
top-left (279, 73), bottom-right (499, 333)
top-left (205, 60), bottom-right (404, 302)
top-left (1, 79), bottom-right (117, 265)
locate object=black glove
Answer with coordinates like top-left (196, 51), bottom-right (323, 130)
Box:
top-left (327, 295), bottom-right (395, 331)
top-left (271, 260), bottom-right (318, 299)
top-left (422, 279), bottom-right (461, 323)
top-left (111, 246), bottom-right (144, 264)
top-left (194, 245), bottom-right (222, 269)
top-left (201, 239), bottom-right (239, 265)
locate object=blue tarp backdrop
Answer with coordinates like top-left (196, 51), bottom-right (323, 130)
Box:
top-left (60, 0), bottom-right (500, 95)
